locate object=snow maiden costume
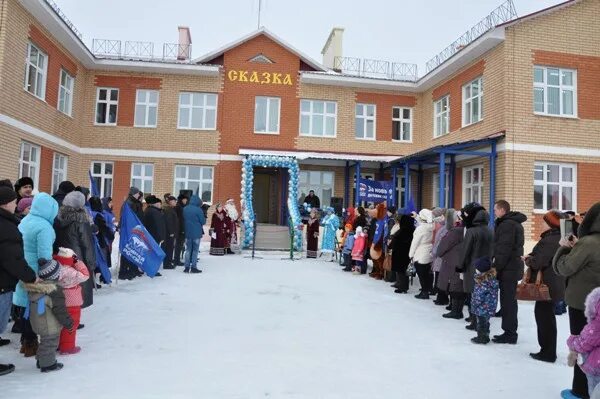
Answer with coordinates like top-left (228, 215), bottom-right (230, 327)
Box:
top-left (320, 207), bottom-right (339, 260)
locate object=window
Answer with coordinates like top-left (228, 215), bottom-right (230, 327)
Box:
top-left (19, 142), bottom-right (40, 187)
top-left (432, 171), bottom-right (449, 208)
top-left (299, 99), bottom-right (336, 137)
top-left (298, 171), bottom-right (334, 207)
top-left (178, 92), bottom-right (217, 130)
top-left (134, 90), bottom-right (159, 127)
top-left (434, 96), bottom-right (449, 137)
top-left (174, 165), bottom-right (213, 204)
top-left (463, 77), bottom-right (483, 126)
top-left (392, 107), bottom-right (412, 141)
top-left (51, 153), bottom-right (68, 194)
top-left (534, 162), bottom-right (576, 211)
top-left (355, 104), bottom-right (376, 140)
top-left (91, 162), bottom-right (114, 198)
top-left (463, 166), bottom-right (484, 206)
top-left (254, 96), bottom-right (280, 134)
top-left (58, 69), bottom-right (74, 116)
top-left (131, 163), bottom-right (154, 194)
top-left (24, 42), bottom-right (47, 99)
top-left (534, 67), bottom-right (576, 117)
top-left (95, 88), bottom-right (119, 125)
top-left (396, 175), bottom-right (407, 209)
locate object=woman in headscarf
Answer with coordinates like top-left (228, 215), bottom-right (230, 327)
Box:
top-left (210, 203), bottom-right (230, 256)
top-left (306, 208), bottom-right (320, 259)
top-left (436, 209), bottom-right (466, 319)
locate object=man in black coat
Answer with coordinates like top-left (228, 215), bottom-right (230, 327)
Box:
top-left (305, 190), bottom-right (320, 209)
top-left (492, 200), bottom-right (527, 344)
top-left (174, 195), bottom-right (188, 266)
top-left (119, 187), bottom-right (145, 280)
top-left (52, 180), bottom-right (76, 207)
top-left (143, 196), bottom-right (166, 245)
top-left (161, 196), bottom-right (179, 269)
top-left (0, 186), bottom-right (37, 376)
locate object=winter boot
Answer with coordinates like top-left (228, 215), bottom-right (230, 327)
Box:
top-left (433, 291), bottom-right (449, 306)
top-left (190, 268), bottom-right (202, 274)
top-left (0, 337), bottom-right (10, 347)
top-left (41, 362), bottom-right (64, 373)
top-left (471, 331), bottom-right (490, 345)
top-left (492, 332), bottom-right (518, 344)
top-left (0, 364), bottom-right (15, 376)
top-left (443, 298), bottom-right (464, 319)
top-left (465, 312), bottom-right (477, 330)
top-left (445, 304), bottom-right (452, 311)
top-left (559, 389), bottom-right (584, 399)
top-left (184, 267), bottom-right (190, 273)
top-left (414, 291), bottom-right (430, 299)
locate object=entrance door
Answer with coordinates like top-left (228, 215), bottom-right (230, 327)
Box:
top-left (252, 169), bottom-right (280, 224)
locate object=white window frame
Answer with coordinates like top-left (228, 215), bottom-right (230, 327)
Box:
top-left (298, 171), bottom-right (335, 206)
top-left (24, 42), bottom-right (48, 100)
top-left (533, 66), bottom-right (577, 118)
top-left (134, 89), bottom-right (159, 128)
top-left (90, 161), bottom-right (114, 198)
top-left (177, 92), bottom-right (218, 130)
top-left (355, 103), bottom-right (376, 140)
top-left (254, 96), bottom-right (281, 134)
top-left (173, 165), bottom-right (214, 204)
top-left (533, 162), bottom-right (577, 212)
top-left (95, 88), bottom-right (119, 125)
top-left (392, 106), bottom-right (412, 142)
top-left (130, 163), bottom-right (154, 194)
top-left (57, 69), bottom-right (74, 116)
top-left (51, 153), bottom-right (68, 194)
top-left (19, 142), bottom-right (41, 188)
top-left (462, 165), bottom-right (484, 206)
top-left (434, 96), bottom-right (450, 137)
top-left (432, 171), bottom-right (449, 208)
top-left (396, 175), bottom-right (407, 209)
top-left (462, 77), bottom-right (483, 126)
top-left (299, 99), bottom-right (337, 137)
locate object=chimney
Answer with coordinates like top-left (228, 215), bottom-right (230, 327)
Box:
top-left (177, 26), bottom-right (192, 61)
top-left (321, 27), bottom-right (344, 71)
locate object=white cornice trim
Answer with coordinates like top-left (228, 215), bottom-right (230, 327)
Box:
top-left (499, 142), bottom-right (600, 157)
top-left (0, 113), bottom-right (79, 152)
top-left (80, 147), bottom-right (243, 161)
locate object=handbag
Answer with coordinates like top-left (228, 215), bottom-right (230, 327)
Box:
top-left (406, 260), bottom-right (417, 277)
top-left (382, 250), bottom-right (393, 272)
top-left (516, 267), bottom-right (551, 302)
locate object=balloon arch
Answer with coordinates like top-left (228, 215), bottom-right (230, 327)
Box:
top-left (240, 155), bottom-right (303, 250)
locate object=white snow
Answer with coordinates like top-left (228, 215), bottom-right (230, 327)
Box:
top-left (2, 250), bottom-right (571, 399)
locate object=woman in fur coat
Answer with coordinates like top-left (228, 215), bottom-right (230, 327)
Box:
top-left (306, 209), bottom-right (320, 259)
top-left (210, 203), bottom-right (230, 256)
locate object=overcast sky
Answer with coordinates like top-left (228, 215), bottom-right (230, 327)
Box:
top-left (55, 0), bottom-right (562, 75)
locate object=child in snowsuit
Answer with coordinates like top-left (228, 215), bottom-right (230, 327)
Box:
top-left (351, 226), bottom-right (366, 275)
top-left (342, 224), bottom-right (355, 272)
top-left (24, 259), bottom-right (73, 372)
top-left (470, 257), bottom-right (498, 345)
top-left (54, 247), bottom-right (89, 355)
top-left (567, 287), bottom-right (600, 398)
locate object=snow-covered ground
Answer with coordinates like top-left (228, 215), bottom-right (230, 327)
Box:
top-left (2, 249), bottom-right (571, 399)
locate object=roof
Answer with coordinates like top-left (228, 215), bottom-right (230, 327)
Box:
top-left (239, 148), bottom-right (399, 163)
top-left (193, 27), bottom-right (327, 71)
top-left (497, 0), bottom-right (579, 28)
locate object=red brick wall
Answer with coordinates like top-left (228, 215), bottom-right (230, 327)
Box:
top-left (29, 25), bottom-right (78, 108)
top-left (533, 50), bottom-right (600, 120)
top-left (93, 76), bottom-right (162, 127)
top-left (578, 162), bottom-right (600, 212)
top-left (112, 160), bottom-right (132, 218)
top-left (219, 35), bottom-right (301, 154)
top-left (38, 146), bottom-right (53, 193)
top-left (432, 60), bottom-right (485, 133)
top-left (355, 92), bottom-right (417, 142)
top-left (214, 161), bottom-right (242, 206)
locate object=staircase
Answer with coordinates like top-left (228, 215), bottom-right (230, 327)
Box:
top-left (253, 224), bottom-right (291, 251)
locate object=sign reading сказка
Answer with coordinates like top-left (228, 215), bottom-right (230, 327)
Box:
top-left (358, 178), bottom-right (394, 204)
top-left (227, 70), bottom-right (293, 85)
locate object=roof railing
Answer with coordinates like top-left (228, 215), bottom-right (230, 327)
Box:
top-left (44, 0), bottom-right (83, 39)
top-left (333, 56), bottom-right (418, 82)
top-left (91, 39), bottom-right (193, 61)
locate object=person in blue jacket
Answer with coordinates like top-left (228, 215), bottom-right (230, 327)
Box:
top-left (13, 193), bottom-right (58, 356)
top-left (183, 195), bottom-right (206, 274)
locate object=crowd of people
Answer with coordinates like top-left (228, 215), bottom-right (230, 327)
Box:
top-left (307, 199), bottom-right (600, 399)
top-left (0, 176), bottom-right (242, 376)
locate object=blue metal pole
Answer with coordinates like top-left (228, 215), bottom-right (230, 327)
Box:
top-left (391, 165), bottom-right (397, 208)
top-left (449, 155), bottom-right (456, 209)
top-left (355, 161), bottom-right (361, 207)
top-left (489, 141), bottom-right (497, 227)
top-left (404, 162), bottom-right (410, 209)
top-left (417, 164), bottom-right (423, 210)
top-left (344, 161), bottom-right (350, 214)
top-left (439, 152), bottom-right (446, 208)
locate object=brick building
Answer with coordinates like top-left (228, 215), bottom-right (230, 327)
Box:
top-left (0, 0), bottom-right (598, 242)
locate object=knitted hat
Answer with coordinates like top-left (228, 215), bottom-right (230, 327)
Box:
top-left (145, 195), bottom-right (161, 205)
top-left (543, 210), bottom-right (562, 229)
top-left (63, 191), bottom-right (86, 209)
top-left (474, 257), bottom-right (492, 273)
top-left (14, 177), bottom-right (34, 192)
top-left (37, 258), bottom-right (61, 281)
top-left (355, 226), bottom-right (363, 235)
top-left (17, 197), bottom-right (33, 212)
top-left (0, 186), bottom-right (17, 206)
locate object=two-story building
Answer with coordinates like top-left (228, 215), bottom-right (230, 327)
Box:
top-left (0, 0), bottom-right (598, 241)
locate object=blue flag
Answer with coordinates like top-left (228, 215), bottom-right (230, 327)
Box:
top-left (92, 235), bottom-right (112, 284)
top-left (119, 203), bottom-right (165, 278)
top-left (89, 170), bottom-right (100, 197)
top-left (405, 197), bottom-right (416, 215)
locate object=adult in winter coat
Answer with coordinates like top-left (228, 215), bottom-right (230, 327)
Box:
top-left (174, 195), bottom-right (188, 266)
top-left (52, 181), bottom-right (75, 207)
top-left (492, 200), bottom-right (526, 344)
top-left (431, 207), bottom-right (448, 304)
top-left (306, 209), bottom-right (320, 259)
top-left (54, 191), bottom-right (96, 309)
top-left (210, 203), bottom-right (229, 256)
top-left (14, 177), bottom-right (34, 204)
top-left (353, 207), bottom-right (368, 230)
top-left (14, 193), bottom-right (58, 356)
top-left (390, 214), bottom-right (415, 294)
top-left (553, 202), bottom-right (600, 399)
top-left (89, 197), bottom-right (114, 257)
top-left (524, 210), bottom-right (565, 363)
top-left (0, 187), bottom-right (37, 375)
top-left (143, 195), bottom-right (166, 245)
top-left (162, 196), bottom-right (179, 269)
top-left (437, 209), bottom-right (466, 319)
top-left (345, 207), bottom-right (357, 227)
top-left (183, 195), bottom-right (205, 273)
top-left (409, 209), bottom-right (434, 299)
top-left (126, 187), bottom-right (144, 221)
top-left (101, 197), bottom-right (116, 241)
top-left (304, 190), bottom-right (320, 210)
top-left (458, 203), bottom-right (493, 329)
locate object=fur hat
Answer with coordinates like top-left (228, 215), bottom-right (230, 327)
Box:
top-left (63, 191), bottom-right (86, 209)
top-left (0, 179), bottom-right (13, 189)
top-left (145, 195), bottom-right (161, 205)
top-left (543, 210), bottom-right (562, 229)
top-left (57, 181), bottom-right (75, 194)
top-left (14, 177), bottom-right (34, 192)
top-left (17, 197), bottom-right (33, 212)
top-left (38, 258), bottom-right (61, 281)
top-left (0, 186), bottom-right (17, 206)
top-left (474, 257), bottom-right (492, 273)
